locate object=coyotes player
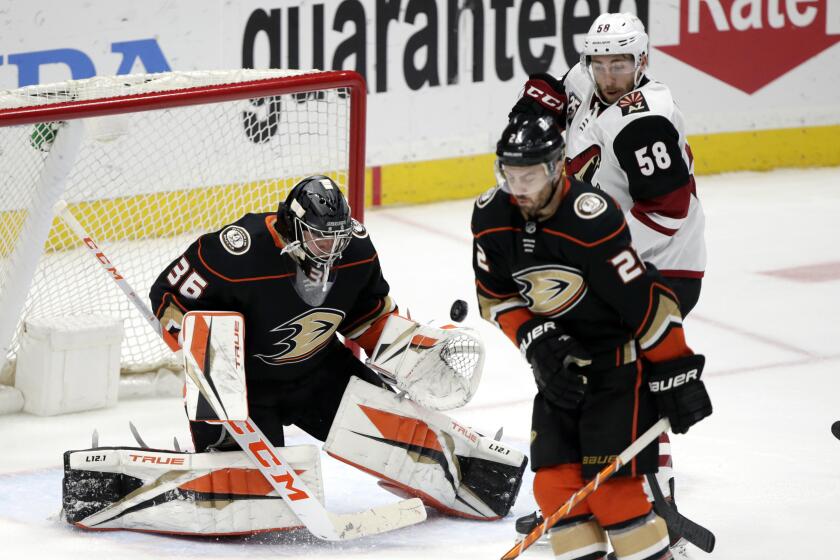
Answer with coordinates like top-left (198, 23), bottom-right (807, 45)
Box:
top-left (511, 12), bottom-right (705, 313)
top-left (473, 115), bottom-right (712, 560)
top-left (510, 12), bottom-right (706, 542)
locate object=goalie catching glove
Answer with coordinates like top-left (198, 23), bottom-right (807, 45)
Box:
top-left (647, 354), bottom-right (712, 434)
top-left (518, 319), bottom-right (592, 410)
top-left (367, 314), bottom-right (484, 410)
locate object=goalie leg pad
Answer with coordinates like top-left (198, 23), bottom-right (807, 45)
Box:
top-left (63, 444), bottom-right (322, 535)
top-left (324, 377), bottom-right (527, 520)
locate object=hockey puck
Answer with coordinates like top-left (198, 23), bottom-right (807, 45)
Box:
top-left (449, 299), bottom-right (468, 322)
top-left (832, 421), bottom-right (840, 440)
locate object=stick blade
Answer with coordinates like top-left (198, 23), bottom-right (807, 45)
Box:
top-left (325, 498), bottom-right (427, 540)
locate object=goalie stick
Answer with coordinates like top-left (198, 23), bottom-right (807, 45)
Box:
top-left (645, 473), bottom-right (716, 553)
top-left (54, 200), bottom-right (426, 541)
top-left (500, 417), bottom-right (671, 560)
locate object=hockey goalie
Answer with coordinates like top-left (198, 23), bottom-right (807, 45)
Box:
top-left (62, 176), bottom-right (527, 537)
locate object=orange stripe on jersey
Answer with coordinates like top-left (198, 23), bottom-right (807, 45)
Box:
top-left (473, 226), bottom-right (522, 239)
top-left (264, 215), bottom-right (285, 249)
top-left (475, 278), bottom-right (518, 299)
top-left (630, 360), bottom-right (642, 476)
top-left (155, 291), bottom-right (188, 318)
top-left (334, 253), bottom-right (378, 270)
top-left (635, 282), bottom-right (679, 338)
top-left (643, 327), bottom-right (692, 363)
top-left (542, 221), bottom-right (627, 248)
top-left (497, 306), bottom-right (535, 346)
top-left (197, 238), bottom-right (295, 283)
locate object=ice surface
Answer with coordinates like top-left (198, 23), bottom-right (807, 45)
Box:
top-left (2, 167), bottom-right (840, 558)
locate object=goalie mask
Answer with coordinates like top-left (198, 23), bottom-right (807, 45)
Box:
top-left (495, 115), bottom-right (565, 220)
top-left (277, 175), bottom-right (353, 304)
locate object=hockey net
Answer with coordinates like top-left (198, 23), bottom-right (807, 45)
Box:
top-left (0, 69), bottom-right (366, 386)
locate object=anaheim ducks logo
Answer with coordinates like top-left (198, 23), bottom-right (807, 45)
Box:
top-left (513, 265), bottom-right (587, 317)
top-left (351, 218), bottom-right (368, 239)
top-left (565, 144), bottom-right (601, 184)
top-left (255, 308), bottom-right (345, 366)
top-left (477, 185), bottom-right (499, 208)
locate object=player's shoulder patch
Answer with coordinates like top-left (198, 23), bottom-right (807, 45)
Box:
top-left (476, 185), bottom-right (500, 208)
top-left (573, 192), bottom-right (608, 220)
top-left (219, 225), bottom-right (251, 255)
top-left (618, 91), bottom-right (649, 117)
top-left (566, 92), bottom-right (582, 126)
top-left (351, 218), bottom-right (368, 239)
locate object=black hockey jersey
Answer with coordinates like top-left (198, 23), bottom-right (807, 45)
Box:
top-left (150, 212), bottom-right (395, 383)
top-left (471, 177), bottom-right (690, 366)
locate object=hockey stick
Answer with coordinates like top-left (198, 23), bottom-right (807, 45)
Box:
top-left (646, 473), bottom-right (715, 553)
top-left (54, 200), bottom-right (426, 541)
top-left (500, 417), bottom-right (670, 560)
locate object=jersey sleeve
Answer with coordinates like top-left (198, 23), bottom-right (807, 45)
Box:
top-left (149, 238), bottom-right (233, 337)
top-left (572, 214), bottom-right (693, 364)
top-left (471, 208), bottom-right (537, 349)
top-left (340, 249), bottom-right (398, 356)
top-left (612, 115), bottom-right (694, 261)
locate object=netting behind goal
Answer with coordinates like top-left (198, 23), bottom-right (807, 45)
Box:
top-left (0, 69), bottom-right (366, 378)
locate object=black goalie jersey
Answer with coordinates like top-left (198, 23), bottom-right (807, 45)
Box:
top-left (150, 212), bottom-right (396, 383)
top-left (471, 177), bottom-right (691, 366)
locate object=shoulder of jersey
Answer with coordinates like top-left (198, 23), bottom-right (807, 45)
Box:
top-left (601, 80), bottom-right (676, 126)
top-left (472, 185), bottom-right (513, 233)
top-left (564, 63), bottom-right (591, 94)
top-left (197, 212), bottom-right (286, 279)
top-left (548, 180), bottom-right (627, 248)
top-left (338, 218), bottom-right (377, 266)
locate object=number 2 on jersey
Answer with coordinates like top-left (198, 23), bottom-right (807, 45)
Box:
top-left (610, 250), bottom-right (644, 283)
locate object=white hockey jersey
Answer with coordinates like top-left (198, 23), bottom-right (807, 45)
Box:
top-left (562, 63), bottom-right (706, 278)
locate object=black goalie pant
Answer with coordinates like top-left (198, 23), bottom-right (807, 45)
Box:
top-left (530, 360), bottom-right (660, 479)
top-left (188, 341), bottom-right (387, 452)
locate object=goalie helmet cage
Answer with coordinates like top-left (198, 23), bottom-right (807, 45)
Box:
top-left (0, 69), bottom-right (366, 379)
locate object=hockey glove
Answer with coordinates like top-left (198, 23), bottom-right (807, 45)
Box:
top-left (647, 354), bottom-right (712, 434)
top-left (509, 73), bottom-right (568, 123)
top-left (519, 320), bottom-right (591, 410)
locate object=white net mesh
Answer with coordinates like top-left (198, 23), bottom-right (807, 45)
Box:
top-left (0, 69), bottom-right (361, 376)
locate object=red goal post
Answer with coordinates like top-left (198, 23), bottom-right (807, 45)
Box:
top-left (0, 69), bottom-right (367, 379)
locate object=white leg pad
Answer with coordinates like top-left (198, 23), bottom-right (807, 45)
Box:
top-left (324, 377), bottom-right (527, 520)
top-left (63, 444), bottom-right (322, 535)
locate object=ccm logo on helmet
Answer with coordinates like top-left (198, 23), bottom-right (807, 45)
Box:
top-left (648, 369), bottom-right (699, 392)
top-left (525, 85), bottom-right (564, 109)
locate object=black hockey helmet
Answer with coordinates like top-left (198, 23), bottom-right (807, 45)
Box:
top-left (276, 175), bottom-right (353, 268)
top-left (494, 115), bottom-right (566, 213)
top-left (496, 114), bottom-right (565, 167)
